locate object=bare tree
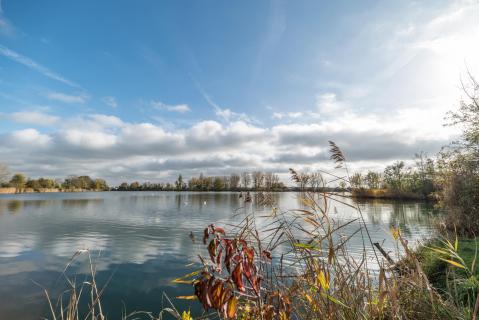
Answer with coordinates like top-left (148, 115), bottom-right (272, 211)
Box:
top-left (264, 172), bottom-right (273, 190)
top-left (252, 171), bottom-right (264, 190)
top-left (229, 173), bottom-right (240, 190)
top-left (0, 164), bottom-right (9, 185)
top-left (241, 172), bottom-right (251, 189)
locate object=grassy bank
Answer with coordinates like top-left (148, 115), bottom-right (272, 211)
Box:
top-left (413, 237), bottom-right (479, 318)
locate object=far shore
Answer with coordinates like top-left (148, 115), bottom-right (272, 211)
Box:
top-left (0, 187), bottom-right (100, 194)
top-left (351, 188), bottom-right (433, 201)
top-left (0, 187), bottom-right (432, 201)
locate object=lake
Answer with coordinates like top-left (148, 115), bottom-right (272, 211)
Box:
top-left (0, 191), bottom-right (439, 319)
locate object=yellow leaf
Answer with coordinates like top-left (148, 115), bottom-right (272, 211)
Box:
top-left (318, 270), bottom-right (330, 291)
top-left (305, 293), bottom-right (313, 304)
top-left (439, 258), bottom-right (466, 269)
top-left (171, 270), bottom-right (201, 284)
top-left (182, 310), bottom-right (193, 320)
top-left (390, 227), bottom-right (400, 240)
top-left (227, 296), bottom-right (238, 319)
top-left (176, 295), bottom-right (198, 300)
top-left (427, 247), bottom-right (451, 256)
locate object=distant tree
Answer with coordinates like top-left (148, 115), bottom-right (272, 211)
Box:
top-left (350, 173), bottom-right (364, 189)
top-left (175, 174), bottom-right (185, 191)
top-left (130, 181), bottom-right (140, 190)
top-left (10, 173), bottom-right (27, 190)
top-left (252, 171), bottom-right (264, 190)
top-left (384, 161), bottom-right (406, 191)
top-left (94, 178), bottom-right (108, 191)
top-left (241, 172), bottom-right (251, 189)
top-left (118, 182), bottom-right (129, 191)
top-left (414, 152), bottom-right (435, 195)
top-left (214, 176), bottom-right (225, 191)
top-left (38, 177), bottom-right (56, 189)
top-left (78, 176), bottom-right (94, 189)
top-left (0, 164), bottom-right (9, 185)
top-left (229, 173), bottom-right (240, 190)
top-left (365, 171), bottom-right (381, 189)
top-left (26, 179), bottom-right (41, 190)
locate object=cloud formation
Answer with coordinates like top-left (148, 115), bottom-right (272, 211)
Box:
top-left (151, 100), bottom-right (190, 113)
top-left (5, 111), bottom-right (59, 126)
top-left (47, 92), bottom-right (88, 104)
top-left (0, 108), bottom-right (455, 184)
top-left (0, 45), bottom-right (81, 88)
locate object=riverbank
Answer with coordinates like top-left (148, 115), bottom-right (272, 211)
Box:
top-left (351, 188), bottom-right (430, 200)
top-left (0, 187), bottom-right (102, 194)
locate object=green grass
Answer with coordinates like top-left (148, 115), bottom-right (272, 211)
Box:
top-left (417, 237), bottom-right (479, 317)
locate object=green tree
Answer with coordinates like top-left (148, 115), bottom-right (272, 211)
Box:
top-left (350, 173), bottom-right (364, 189)
top-left (94, 178), bottom-right (108, 191)
top-left (10, 173), bottom-right (27, 190)
top-left (384, 161), bottom-right (406, 191)
top-left (213, 176), bottom-right (225, 191)
top-left (365, 171), bottom-right (381, 189)
top-left (437, 74), bottom-right (479, 235)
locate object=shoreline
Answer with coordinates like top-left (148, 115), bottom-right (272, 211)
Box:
top-left (350, 189), bottom-right (432, 201)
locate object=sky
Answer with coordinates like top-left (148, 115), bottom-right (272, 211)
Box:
top-left (0, 0), bottom-right (478, 184)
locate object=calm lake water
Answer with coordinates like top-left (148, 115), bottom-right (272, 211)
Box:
top-left (0, 191), bottom-right (439, 319)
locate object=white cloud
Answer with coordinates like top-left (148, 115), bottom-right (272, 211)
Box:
top-left (102, 96), bottom-right (118, 108)
top-left (88, 114), bottom-right (124, 128)
top-left (316, 93), bottom-right (349, 115)
top-left (0, 45), bottom-right (80, 88)
top-left (272, 111), bottom-right (304, 119)
top-left (7, 111), bottom-right (59, 126)
top-left (47, 92), bottom-right (87, 104)
top-left (0, 107), bottom-right (457, 183)
top-left (8, 128), bottom-right (51, 147)
top-left (214, 106), bottom-right (255, 123)
top-left (151, 100), bottom-right (190, 113)
top-left (61, 129), bottom-right (118, 149)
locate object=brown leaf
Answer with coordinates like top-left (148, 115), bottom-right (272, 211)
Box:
top-left (208, 239), bottom-right (217, 263)
top-left (262, 250), bottom-right (272, 261)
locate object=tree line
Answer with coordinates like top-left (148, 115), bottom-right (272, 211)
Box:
top-left (114, 172), bottom-right (287, 191)
top-left (348, 152), bottom-right (436, 197)
top-left (0, 169), bottom-right (109, 192)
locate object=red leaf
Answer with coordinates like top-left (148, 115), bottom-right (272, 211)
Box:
top-left (213, 226), bottom-right (225, 235)
top-left (232, 262), bottom-right (245, 292)
top-left (244, 246), bottom-right (254, 264)
top-left (224, 240), bottom-right (234, 273)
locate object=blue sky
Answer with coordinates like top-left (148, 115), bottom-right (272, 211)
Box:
top-left (0, 0), bottom-right (478, 183)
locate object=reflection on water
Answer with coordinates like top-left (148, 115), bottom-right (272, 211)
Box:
top-left (0, 191), bottom-right (440, 319)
